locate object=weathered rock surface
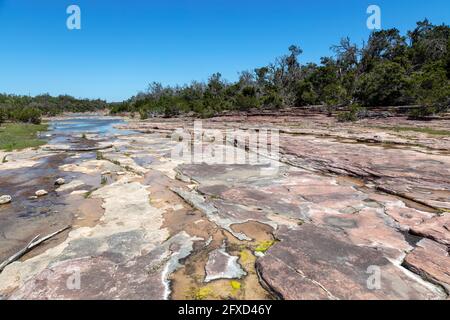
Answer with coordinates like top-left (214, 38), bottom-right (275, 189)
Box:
top-left (55, 180), bottom-right (84, 193)
top-left (0, 178), bottom-right (195, 299)
top-left (1, 114), bottom-right (450, 300)
top-left (403, 238), bottom-right (450, 294)
top-left (281, 134), bottom-right (450, 211)
top-left (204, 247), bottom-right (246, 282)
top-left (410, 214), bottom-right (450, 245)
top-left (7, 231), bottom-right (199, 300)
top-left (256, 224), bottom-right (446, 300)
top-left (176, 162), bottom-right (415, 260)
top-left (0, 195), bottom-right (12, 205)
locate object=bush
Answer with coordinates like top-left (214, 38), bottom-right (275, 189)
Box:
top-left (294, 80), bottom-right (318, 106)
top-left (408, 106), bottom-right (436, 119)
top-left (337, 104), bottom-right (364, 122)
top-left (235, 86), bottom-right (260, 111)
top-left (262, 92), bottom-right (283, 109)
top-left (322, 83), bottom-right (348, 115)
top-left (198, 107), bottom-right (215, 119)
top-left (139, 108), bottom-right (148, 120)
top-left (163, 105), bottom-right (180, 118)
top-left (13, 107), bottom-right (42, 124)
top-left (410, 61), bottom-right (450, 109)
top-left (109, 102), bottom-right (131, 115)
top-left (2, 20), bottom-right (448, 118)
top-left (355, 61), bottom-right (411, 107)
top-left (0, 107), bottom-right (6, 125)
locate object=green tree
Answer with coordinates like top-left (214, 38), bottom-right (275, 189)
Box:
top-left (408, 19), bottom-right (450, 67)
top-left (409, 61), bottom-right (450, 117)
top-left (322, 83), bottom-right (348, 109)
top-left (235, 86), bottom-right (260, 111)
top-left (294, 80), bottom-right (318, 106)
top-left (360, 29), bottom-right (408, 72)
top-left (11, 107), bottom-right (42, 124)
top-left (0, 106), bottom-right (6, 125)
top-left (355, 61), bottom-right (411, 106)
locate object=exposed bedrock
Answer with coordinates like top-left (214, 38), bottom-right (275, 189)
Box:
top-left (173, 150), bottom-right (449, 299)
top-left (280, 134), bottom-right (450, 211)
top-left (0, 174), bottom-right (198, 299)
top-left (1, 114), bottom-right (450, 300)
top-left (256, 224), bottom-right (446, 300)
top-left (204, 247), bottom-right (247, 283)
top-left (410, 214), bottom-right (450, 246)
top-left (403, 238), bottom-right (450, 294)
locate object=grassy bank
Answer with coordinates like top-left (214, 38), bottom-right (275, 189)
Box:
top-left (372, 126), bottom-right (450, 136)
top-left (0, 123), bottom-right (48, 151)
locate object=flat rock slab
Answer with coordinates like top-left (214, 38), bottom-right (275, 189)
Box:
top-left (410, 214), bottom-right (450, 246)
top-left (256, 224), bottom-right (446, 300)
top-left (56, 180), bottom-right (85, 193)
top-left (178, 163), bottom-right (414, 260)
top-left (0, 180), bottom-right (169, 298)
top-left (7, 253), bottom-right (166, 300)
top-left (281, 135), bottom-right (450, 210)
top-left (204, 248), bottom-right (246, 282)
top-left (6, 231), bottom-right (199, 300)
top-left (403, 238), bottom-right (450, 294)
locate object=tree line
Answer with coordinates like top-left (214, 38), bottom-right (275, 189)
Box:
top-left (1, 19), bottom-right (449, 124)
top-left (112, 19), bottom-right (449, 120)
top-left (0, 94), bottom-right (109, 124)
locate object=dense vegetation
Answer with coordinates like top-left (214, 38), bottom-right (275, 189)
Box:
top-left (1, 19), bottom-right (449, 123)
top-left (0, 94), bottom-right (109, 124)
top-left (110, 19), bottom-right (449, 120)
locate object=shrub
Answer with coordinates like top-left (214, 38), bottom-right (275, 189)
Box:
top-left (235, 86), bottom-right (260, 111)
top-left (410, 61), bottom-right (450, 109)
top-left (337, 104), bottom-right (365, 122)
top-left (408, 106), bottom-right (436, 119)
top-left (163, 105), bottom-right (180, 118)
top-left (139, 108), bottom-right (148, 120)
top-left (0, 107), bottom-right (6, 125)
top-left (198, 107), bottom-right (215, 119)
top-left (13, 107), bottom-right (42, 124)
top-left (261, 92), bottom-right (283, 109)
top-left (355, 61), bottom-right (411, 107)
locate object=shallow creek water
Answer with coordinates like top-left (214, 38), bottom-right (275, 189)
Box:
top-left (49, 116), bottom-right (132, 136)
top-left (0, 117), bottom-right (132, 261)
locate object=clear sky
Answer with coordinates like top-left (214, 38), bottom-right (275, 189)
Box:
top-left (0, 0), bottom-right (449, 101)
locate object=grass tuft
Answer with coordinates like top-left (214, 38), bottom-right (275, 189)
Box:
top-left (373, 125), bottom-right (450, 136)
top-left (0, 123), bottom-right (48, 151)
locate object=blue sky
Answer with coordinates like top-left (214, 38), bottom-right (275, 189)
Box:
top-left (0, 0), bottom-right (449, 101)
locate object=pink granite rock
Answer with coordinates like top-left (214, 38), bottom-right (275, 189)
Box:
top-left (256, 224), bottom-right (446, 300)
top-left (410, 214), bottom-right (450, 245)
top-left (403, 238), bottom-right (450, 294)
